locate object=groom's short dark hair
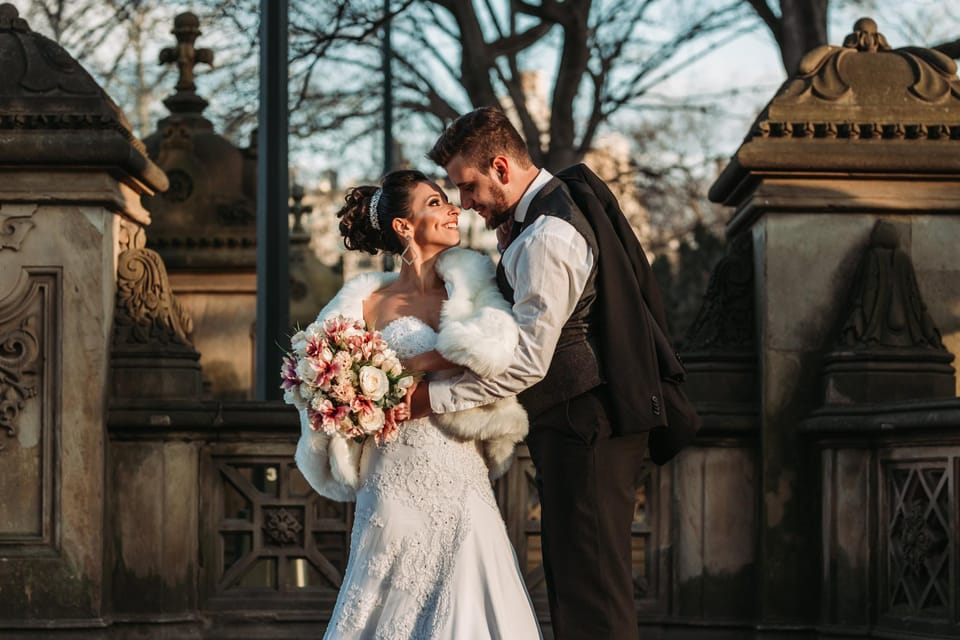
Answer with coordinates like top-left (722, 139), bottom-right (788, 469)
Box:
top-left (428, 106), bottom-right (533, 170)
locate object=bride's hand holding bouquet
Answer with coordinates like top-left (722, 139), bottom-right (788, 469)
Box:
top-left (281, 315), bottom-right (416, 445)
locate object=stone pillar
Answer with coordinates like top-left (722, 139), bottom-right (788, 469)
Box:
top-left (0, 3), bottom-right (167, 628)
top-left (708, 18), bottom-right (960, 628)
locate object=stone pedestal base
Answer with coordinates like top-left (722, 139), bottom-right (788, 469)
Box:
top-left (111, 353), bottom-right (202, 399)
top-left (823, 350), bottom-right (955, 405)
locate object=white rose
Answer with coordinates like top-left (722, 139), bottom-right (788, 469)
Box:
top-left (357, 406), bottom-right (385, 434)
top-left (358, 365), bottom-right (390, 401)
top-left (380, 356), bottom-right (401, 375)
top-left (371, 352), bottom-right (386, 366)
top-left (290, 329), bottom-right (307, 354)
top-left (396, 375), bottom-right (414, 391)
top-left (296, 359), bottom-right (317, 386)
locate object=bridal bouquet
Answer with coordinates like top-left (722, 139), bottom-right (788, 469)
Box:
top-left (281, 315), bottom-right (415, 445)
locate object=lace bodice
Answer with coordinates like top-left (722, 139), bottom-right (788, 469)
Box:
top-left (379, 315), bottom-right (438, 360)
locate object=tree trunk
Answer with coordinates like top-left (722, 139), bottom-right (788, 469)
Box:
top-left (546, 1), bottom-right (591, 171)
top-left (778, 0), bottom-right (828, 75)
top-left (445, 4), bottom-right (500, 111)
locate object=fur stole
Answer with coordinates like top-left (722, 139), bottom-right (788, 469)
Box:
top-left (294, 247), bottom-right (528, 502)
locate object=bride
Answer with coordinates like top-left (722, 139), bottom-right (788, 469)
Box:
top-left (294, 169), bottom-right (541, 639)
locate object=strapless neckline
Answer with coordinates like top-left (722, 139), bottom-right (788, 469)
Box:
top-left (378, 315), bottom-right (437, 336)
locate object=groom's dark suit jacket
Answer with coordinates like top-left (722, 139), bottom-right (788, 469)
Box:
top-left (498, 164), bottom-right (701, 464)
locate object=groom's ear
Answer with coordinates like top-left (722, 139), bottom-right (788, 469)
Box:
top-left (491, 156), bottom-right (510, 185)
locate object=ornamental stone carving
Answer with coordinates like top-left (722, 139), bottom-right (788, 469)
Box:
top-left (822, 221), bottom-right (955, 404)
top-left (113, 247), bottom-right (194, 350)
top-left (0, 2), bottom-right (96, 96)
top-left (682, 232), bottom-right (755, 353)
top-left (0, 3), bottom-right (167, 193)
top-left (0, 271), bottom-right (51, 452)
top-left (837, 222), bottom-right (946, 351)
top-left (0, 2), bottom-right (139, 149)
top-left (677, 233), bottom-right (758, 412)
top-left (781, 17), bottom-right (960, 107)
top-left (0, 204), bottom-right (37, 251)
top-left (887, 464), bottom-right (952, 616)
top-left (158, 12), bottom-right (213, 101)
top-left (733, 18), bottom-right (960, 150)
top-left (111, 246), bottom-right (202, 399)
top-left (142, 12), bottom-right (257, 270)
top-left (117, 217), bottom-right (146, 253)
top-left (263, 508), bottom-right (303, 546)
top-left (897, 501), bottom-right (936, 576)
top-left (0, 315), bottom-right (39, 449)
top-left (164, 169), bottom-right (195, 203)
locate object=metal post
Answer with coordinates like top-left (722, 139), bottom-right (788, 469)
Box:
top-left (381, 0), bottom-right (395, 272)
top-left (382, 0), bottom-right (393, 174)
top-left (255, 0), bottom-right (289, 401)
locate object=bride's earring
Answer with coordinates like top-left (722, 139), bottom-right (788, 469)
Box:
top-left (399, 241), bottom-right (418, 266)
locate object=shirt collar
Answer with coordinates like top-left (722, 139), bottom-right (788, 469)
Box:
top-left (515, 168), bottom-right (553, 224)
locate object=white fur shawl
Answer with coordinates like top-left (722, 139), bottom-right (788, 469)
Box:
top-left (294, 247), bottom-right (528, 502)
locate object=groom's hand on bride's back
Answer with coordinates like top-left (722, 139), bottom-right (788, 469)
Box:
top-left (406, 382), bottom-right (432, 419)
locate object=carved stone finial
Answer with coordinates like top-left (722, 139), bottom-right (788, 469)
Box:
top-left (0, 1), bottom-right (167, 192)
top-left (289, 183), bottom-right (312, 235)
top-left (158, 12), bottom-right (213, 114)
top-left (854, 17), bottom-right (877, 33)
top-left (0, 2), bottom-right (28, 31)
top-left (843, 17), bottom-right (891, 53)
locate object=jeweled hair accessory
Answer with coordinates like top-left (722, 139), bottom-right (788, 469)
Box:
top-left (368, 188), bottom-right (383, 231)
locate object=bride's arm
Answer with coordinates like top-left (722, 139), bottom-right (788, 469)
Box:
top-left (401, 349), bottom-right (458, 374)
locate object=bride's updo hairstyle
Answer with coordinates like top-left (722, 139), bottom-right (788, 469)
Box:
top-left (337, 169), bottom-right (429, 255)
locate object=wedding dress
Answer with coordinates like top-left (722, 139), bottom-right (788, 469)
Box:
top-left (323, 315), bottom-right (542, 640)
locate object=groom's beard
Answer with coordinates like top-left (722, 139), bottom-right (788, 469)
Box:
top-left (484, 182), bottom-right (513, 230)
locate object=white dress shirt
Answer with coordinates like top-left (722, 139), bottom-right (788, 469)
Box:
top-left (429, 169), bottom-right (596, 413)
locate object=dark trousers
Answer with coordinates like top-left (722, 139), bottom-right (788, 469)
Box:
top-left (525, 385), bottom-right (649, 640)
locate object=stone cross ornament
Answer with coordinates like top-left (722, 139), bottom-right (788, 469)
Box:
top-left (159, 12), bottom-right (214, 98)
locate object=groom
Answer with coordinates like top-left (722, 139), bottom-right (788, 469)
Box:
top-left (411, 106), bottom-right (694, 640)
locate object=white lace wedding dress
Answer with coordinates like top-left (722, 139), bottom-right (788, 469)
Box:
top-left (324, 316), bottom-right (541, 640)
